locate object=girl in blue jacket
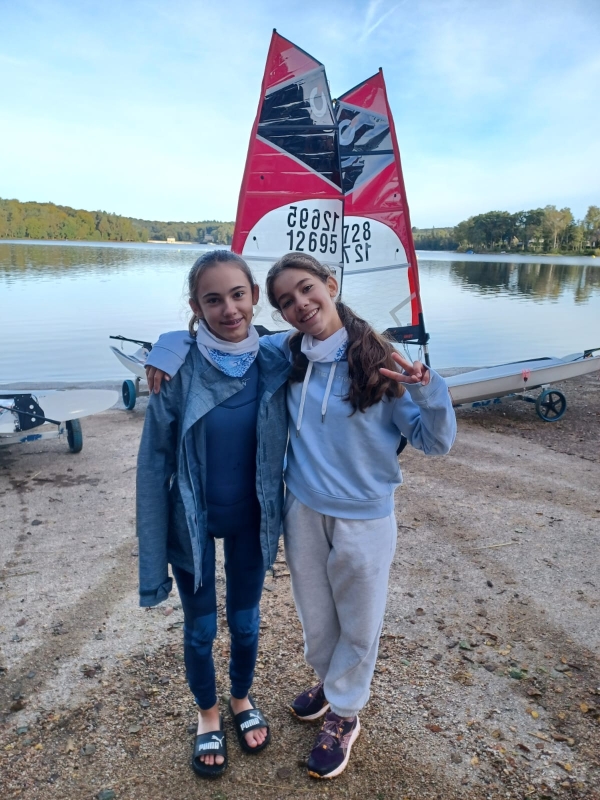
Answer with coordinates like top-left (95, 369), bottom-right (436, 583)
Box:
top-left (137, 250), bottom-right (290, 779)
top-left (145, 251), bottom-right (456, 781)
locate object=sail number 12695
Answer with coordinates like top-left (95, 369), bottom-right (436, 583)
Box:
top-left (286, 206), bottom-right (340, 256)
top-left (285, 207), bottom-right (373, 264)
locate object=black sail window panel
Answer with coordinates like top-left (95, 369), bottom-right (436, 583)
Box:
top-left (260, 70), bottom-right (336, 127)
top-left (261, 84), bottom-right (314, 124)
top-left (258, 128), bottom-right (341, 185)
top-left (337, 104), bottom-right (394, 193)
top-left (340, 152), bottom-right (394, 194)
top-left (337, 107), bottom-right (392, 153)
top-left (257, 69), bottom-right (342, 187)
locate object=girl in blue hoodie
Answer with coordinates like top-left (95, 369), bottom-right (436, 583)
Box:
top-left (145, 251), bottom-right (456, 780)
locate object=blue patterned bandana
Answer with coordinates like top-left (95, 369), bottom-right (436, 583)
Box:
top-left (196, 320), bottom-right (259, 377)
top-left (205, 348), bottom-right (257, 378)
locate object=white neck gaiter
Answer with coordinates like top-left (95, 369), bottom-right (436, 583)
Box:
top-left (300, 327), bottom-right (348, 363)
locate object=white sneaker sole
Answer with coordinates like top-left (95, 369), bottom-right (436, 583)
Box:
top-left (308, 716), bottom-right (361, 779)
top-left (289, 702), bottom-right (331, 722)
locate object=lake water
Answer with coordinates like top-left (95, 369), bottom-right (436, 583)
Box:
top-left (1, 240), bottom-right (599, 383)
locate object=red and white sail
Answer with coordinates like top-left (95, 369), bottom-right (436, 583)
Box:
top-left (232, 31), bottom-right (343, 268)
top-left (336, 71), bottom-right (427, 345)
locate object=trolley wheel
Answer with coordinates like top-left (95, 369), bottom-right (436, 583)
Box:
top-left (535, 389), bottom-right (567, 422)
top-left (66, 419), bottom-right (83, 453)
top-left (122, 379), bottom-right (137, 410)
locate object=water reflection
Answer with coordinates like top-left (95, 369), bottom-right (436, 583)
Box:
top-left (1, 242), bottom-right (599, 381)
top-left (0, 241), bottom-right (205, 284)
top-left (2, 242), bottom-right (598, 305)
top-left (448, 261), bottom-right (600, 304)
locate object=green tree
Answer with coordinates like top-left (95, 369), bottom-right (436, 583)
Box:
top-left (569, 222), bottom-right (585, 252)
top-left (542, 205), bottom-right (573, 251)
top-left (584, 205), bottom-right (600, 248)
top-left (514, 208), bottom-right (544, 250)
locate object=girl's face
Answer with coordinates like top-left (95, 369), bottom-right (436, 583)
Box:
top-left (272, 268), bottom-right (343, 340)
top-left (190, 263), bottom-right (259, 343)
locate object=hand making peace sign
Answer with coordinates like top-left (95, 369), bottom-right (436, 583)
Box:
top-left (379, 351), bottom-right (431, 386)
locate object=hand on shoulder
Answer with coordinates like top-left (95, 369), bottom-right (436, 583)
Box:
top-left (146, 365), bottom-right (171, 394)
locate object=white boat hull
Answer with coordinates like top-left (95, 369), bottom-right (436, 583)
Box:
top-left (0, 389), bottom-right (118, 434)
top-left (446, 353), bottom-right (600, 406)
top-left (110, 346), bottom-right (148, 380)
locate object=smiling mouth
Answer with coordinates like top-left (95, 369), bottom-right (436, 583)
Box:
top-left (301, 309), bottom-right (318, 323)
top-left (222, 317), bottom-right (243, 327)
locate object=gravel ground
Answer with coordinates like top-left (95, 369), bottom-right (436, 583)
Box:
top-left (0, 373), bottom-right (598, 800)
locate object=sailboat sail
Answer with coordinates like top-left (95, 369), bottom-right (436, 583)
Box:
top-left (336, 71), bottom-right (428, 347)
top-left (231, 31), bottom-right (343, 269)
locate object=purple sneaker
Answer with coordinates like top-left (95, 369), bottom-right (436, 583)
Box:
top-left (307, 711), bottom-right (361, 779)
top-left (290, 681), bottom-right (330, 721)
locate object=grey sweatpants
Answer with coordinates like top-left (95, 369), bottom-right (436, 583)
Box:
top-left (283, 492), bottom-right (397, 718)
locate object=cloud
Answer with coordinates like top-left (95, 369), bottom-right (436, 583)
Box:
top-left (359, 0), bottom-right (401, 42)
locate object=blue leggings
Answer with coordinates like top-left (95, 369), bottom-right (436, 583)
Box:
top-left (172, 527), bottom-right (265, 710)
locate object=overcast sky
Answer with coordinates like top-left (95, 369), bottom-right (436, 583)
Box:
top-left (1, 0), bottom-right (598, 227)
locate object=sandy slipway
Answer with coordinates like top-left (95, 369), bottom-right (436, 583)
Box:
top-left (0, 374), bottom-right (599, 800)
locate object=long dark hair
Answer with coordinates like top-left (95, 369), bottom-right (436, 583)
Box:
top-left (266, 252), bottom-right (404, 412)
top-left (187, 250), bottom-right (256, 336)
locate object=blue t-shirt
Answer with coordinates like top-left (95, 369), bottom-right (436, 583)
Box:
top-left (202, 361), bottom-right (260, 536)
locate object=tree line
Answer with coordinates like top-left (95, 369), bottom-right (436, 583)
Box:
top-left (413, 205), bottom-right (600, 254)
top-left (2, 197), bottom-right (599, 255)
top-left (0, 199), bottom-right (146, 242)
top-left (0, 199), bottom-right (234, 245)
top-left (132, 217), bottom-right (234, 244)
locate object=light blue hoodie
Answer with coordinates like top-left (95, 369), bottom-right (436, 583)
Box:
top-left (146, 330), bottom-right (457, 520)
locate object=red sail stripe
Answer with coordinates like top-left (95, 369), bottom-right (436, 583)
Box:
top-left (263, 33), bottom-right (322, 91)
top-left (233, 139), bottom-right (342, 253)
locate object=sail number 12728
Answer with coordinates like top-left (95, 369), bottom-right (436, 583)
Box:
top-left (286, 206), bottom-right (340, 256)
top-left (342, 221), bottom-right (371, 264)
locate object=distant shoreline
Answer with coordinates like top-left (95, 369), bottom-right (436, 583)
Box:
top-left (0, 238), bottom-right (215, 247)
top-left (146, 239), bottom-right (201, 244)
top-left (0, 238), bottom-right (597, 264)
top-left (3, 197), bottom-right (598, 255)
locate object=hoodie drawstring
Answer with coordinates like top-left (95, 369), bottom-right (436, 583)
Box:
top-left (296, 361), bottom-right (313, 437)
top-left (321, 362), bottom-right (337, 422)
top-left (296, 361), bottom-right (338, 436)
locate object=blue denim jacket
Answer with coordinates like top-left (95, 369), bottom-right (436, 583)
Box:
top-left (136, 343), bottom-right (290, 607)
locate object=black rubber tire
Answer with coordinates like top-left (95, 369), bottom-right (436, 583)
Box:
top-left (535, 389), bottom-right (567, 422)
top-left (122, 379), bottom-right (137, 410)
top-left (66, 419), bottom-right (83, 453)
